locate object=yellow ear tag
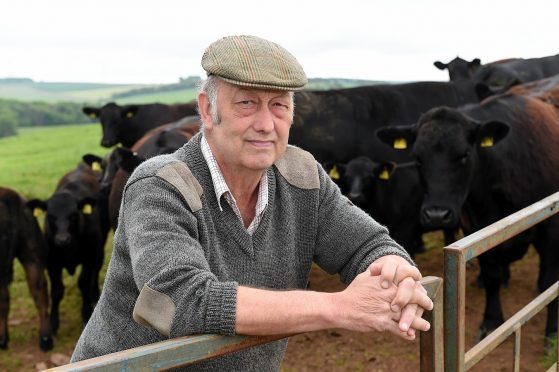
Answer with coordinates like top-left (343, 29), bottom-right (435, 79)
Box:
top-left (33, 208), bottom-right (44, 218)
top-left (379, 169), bottom-right (390, 180)
top-left (480, 136), bottom-right (494, 147)
top-left (126, 112), bottom-right (134, 118)
top-left (328, 165), bottom-right (340, 180)
top-left (89, 113), bottom-right (97, 119)
top-left (82, 204), bottom-right (93, 215)
top-left (393, 138), bottom-right (407, 149)
top-left (91, 161), bottom-right (102, 171)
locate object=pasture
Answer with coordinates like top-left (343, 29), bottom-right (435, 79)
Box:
top-left (0, 124), bottom-right (555, 371)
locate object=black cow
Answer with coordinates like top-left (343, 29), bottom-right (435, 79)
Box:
top-left (324, 158), bottom-right (436, 257)
top-left (82, 101), bottom-right (198, 148)
top-left (434, 57), bottom-right (482, 81)
top-left (289, 81), bottom-right (478, 253)
top-left (0, 187), bottom-right (53, 351)
top-left (27, 162), bottom-right (108, 334)
top-left (376, 75), bottom-right (559, 342)
top-left (472, 54), bottom-right (559, 100)
top-left (290, 80), bottom-right (478, 163)
top-left (107, 116), bottom-right (200, 229)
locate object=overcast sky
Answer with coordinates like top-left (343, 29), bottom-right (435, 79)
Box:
top-left (2, 0), bottom-right (558, 85)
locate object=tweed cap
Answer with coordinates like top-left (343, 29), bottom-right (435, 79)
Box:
top-left (201, 35), bottom-right (307, 91)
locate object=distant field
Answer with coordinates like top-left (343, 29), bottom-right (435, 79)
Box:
top-left (114, 88), bottom-right (198, 105)
top-left (0, 81), bottom-right (150, 103)
top-left (0, 124), bottom-right (110, 199)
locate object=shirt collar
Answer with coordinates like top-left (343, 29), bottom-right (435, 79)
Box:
top-left (200, 135), bottom-right (268, 215)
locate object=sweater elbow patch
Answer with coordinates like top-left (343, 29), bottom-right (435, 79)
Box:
top-left (133, 284), bottom-right (176, 337)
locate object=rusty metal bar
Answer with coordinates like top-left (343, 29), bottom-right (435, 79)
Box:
top-left (49, 277), bottom-right (443, 371)
top-left (421, 276), bottom-right (444, 372)
top-left (444, 246), bottom-right (466, 372)
top-left (444, 191), bottom-right (559, 372)
top-left (445, 192), bottom-right (559, 262)
top-left (464, 282), bottom-right (558, 369)
top-left (513, 328), bottom-right (521, 372)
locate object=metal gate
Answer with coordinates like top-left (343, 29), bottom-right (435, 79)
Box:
top-left (444, 192), bottom-right (559, 371)
top-left (48, 276), bottom-right (443, 371)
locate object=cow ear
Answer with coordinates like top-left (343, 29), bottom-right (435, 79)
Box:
top-left (322, 162), bottom-right (345, 181)
top-left (433, 61), bottom-right (447, 70)
top-left (82, 107), bottom-right (100, 119)
top-left (82, 153), bottom-right (104, 172)
top-left (376, 126), bottom-right (416, 150)
top-left (26, 199), bottom-right (47, 218)
top-left (477, 121), bottom-right (510, 148)
top-left (116, 147), bottom-right (143, 173)
top-left (373, 162), bottom-right (396, 181)
top-left (469, 58), bottom-right (481, 68)
top-left (123, 105), bottom-right (139, 119)
top-left (78, 197), bottom-right (97, 215)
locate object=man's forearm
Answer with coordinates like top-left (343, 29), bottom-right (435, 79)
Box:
top-left (235, 286), bottom-right (339, 335)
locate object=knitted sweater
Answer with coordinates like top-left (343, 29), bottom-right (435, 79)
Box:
top-left (71, 133), bottom-right (412, 371)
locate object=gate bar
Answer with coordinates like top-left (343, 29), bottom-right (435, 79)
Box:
top-left (444, 191), bottom-right (559, 372)
top-left (50, 277), bottom-right (443, 371)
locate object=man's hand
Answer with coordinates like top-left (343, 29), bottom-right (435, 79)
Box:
top-left (368, 255), bottom-right (433, 336)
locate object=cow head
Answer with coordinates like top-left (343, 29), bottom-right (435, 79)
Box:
top-left (434, 57), bottom-right (482, 81)
top-left (28, 194), bottom-right (97, 247)
top-left (82, 103), bottom-right (139, 148)
top-left (376, 107), bottom-right (509, 229)
top-left (472, 65), bottom-right (522, 100)
top-left (324, 158), bottom-right (397, 209)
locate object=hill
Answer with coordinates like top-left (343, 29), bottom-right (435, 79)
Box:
top-left (0, 78), bottom-right (150, 103)
top-left (0, 77), bottom-right (392, 105)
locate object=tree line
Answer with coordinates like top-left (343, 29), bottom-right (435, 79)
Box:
top-left (0, 99), bottom-right (91, 138)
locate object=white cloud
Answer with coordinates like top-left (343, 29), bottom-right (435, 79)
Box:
top-left (1, 0), bottom-right (558, 83)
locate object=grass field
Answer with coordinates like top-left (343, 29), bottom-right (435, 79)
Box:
top-left (0, 82), bottom-right (142, 103)
top-left (0, 124), bottom-right (110, 199)
top-left (0, 124), bottom-right (114, 369)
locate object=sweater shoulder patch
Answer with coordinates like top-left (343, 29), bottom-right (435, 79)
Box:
top-left (274, 146), bottom-right (319, 189)
top-left (155, 162), bottom-right (203, 212)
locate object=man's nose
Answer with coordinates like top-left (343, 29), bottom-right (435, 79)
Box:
top-left (252, 107), bottom-right (275, 132)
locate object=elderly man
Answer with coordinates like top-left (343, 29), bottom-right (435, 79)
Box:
top-left (71, 35), bottom-right (432, 370)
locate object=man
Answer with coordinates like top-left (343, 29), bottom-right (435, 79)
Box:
top-left (71, 35), bottom-right (432, 370)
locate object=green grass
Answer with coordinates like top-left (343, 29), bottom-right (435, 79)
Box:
top-left (0, 82), bottom-right (142, 103)
top-left (0, 124), bottom-right (114, 368)
top-left (0, 124), bottom-right (110, 199)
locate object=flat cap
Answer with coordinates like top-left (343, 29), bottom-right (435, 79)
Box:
top-left (201, 35), bottom-right (307, 91)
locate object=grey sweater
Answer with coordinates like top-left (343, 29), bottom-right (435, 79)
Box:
top-left (71, 133), bottom-right (412, 371)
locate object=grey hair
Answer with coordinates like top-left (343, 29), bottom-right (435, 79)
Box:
top-left (198, 75), bottom-right (296, 128)
top-left (198, 75), bottom-right (221, 125)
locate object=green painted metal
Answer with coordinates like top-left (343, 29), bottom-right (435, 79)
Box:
top-left (48, 277), bottom-right (444, 371)
top-left (443, 191), bottom-right (559, 371)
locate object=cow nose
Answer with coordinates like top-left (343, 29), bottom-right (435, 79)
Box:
top-left (348, 192), bottom-right (366, 206)
top-left (54, 234), bottom-right (72, 246)
top-left (101, 139), bottom-right (112, 148)
top-left (422, 207), bottom-right (454, 227)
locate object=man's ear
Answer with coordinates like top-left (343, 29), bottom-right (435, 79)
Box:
top-left (197, 91), bottom-right (215, 130)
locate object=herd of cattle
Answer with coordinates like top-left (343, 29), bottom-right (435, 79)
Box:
top-left (1, 53), bottom-right (558, 353)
